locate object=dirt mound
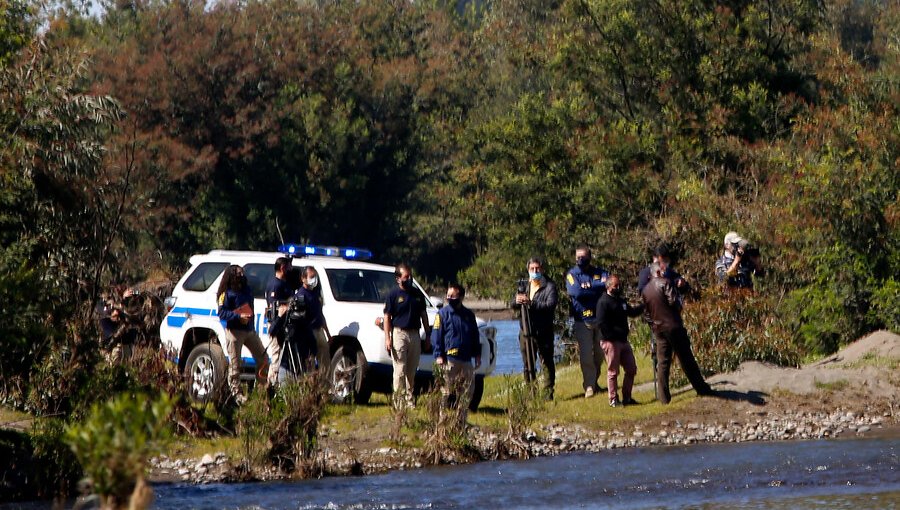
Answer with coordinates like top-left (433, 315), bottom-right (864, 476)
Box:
top-left (706, 330), bottom-right (900, 401)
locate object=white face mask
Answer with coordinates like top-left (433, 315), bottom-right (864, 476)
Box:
top-left (307, 276), bottom-right (318, 289)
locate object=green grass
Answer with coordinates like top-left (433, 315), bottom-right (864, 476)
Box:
top-left (842, 352), bottom-right (899, 370)
top-left (813, 379), bottom-right (849, 392)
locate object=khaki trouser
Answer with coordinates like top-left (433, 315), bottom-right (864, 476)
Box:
top-left (439, 359), bottom-right (475, 424)
top-left (390, 327), bottom-right (421, 406)
top-left (573, 321), bottom-right (603, 391)
top-left (225, 328), bottom-right (268, 396)
top-left (266, 333), bottom-right (281, 385)
top-left (313, 327), bottom-right (330, 378)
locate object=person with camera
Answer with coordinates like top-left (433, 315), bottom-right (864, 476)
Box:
top-left (596, 274), bottom-right (644, 407)
top-left (265, 257), bottom-right (293, 384)
top-left (565, 244), bottom-right (609, 398)
top-left (297, 265), bottom-right (332, 378)
top-left (513, 257), bottom-right (558, 400)
top-left (217, 265), bottom-right (269, 402)
top-left (276, 272), bottom-right (318, 384)
top-left (383, 263), bottom-right (431, 408)
top-left (641, 262), bottom-right (713, 404)
top-left (98, 287), bottom-right (139, 364)
top-left (431, 283), bottom-right (481, 424)
top-left (716, 231), bottom-right (764, 290)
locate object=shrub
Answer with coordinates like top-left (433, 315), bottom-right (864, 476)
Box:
top-left (235, 372), bottom-right (330, 477)
top-left (268, 372), bottom-right (330, 476)
top-left (870, 279), bottom-right (900, 333)
top-left (499, 375), bottom-right (545, 459)
top-left (65, 392), bottom-right (173, 509)
top-left (682, 293), bottom-right (802, 380)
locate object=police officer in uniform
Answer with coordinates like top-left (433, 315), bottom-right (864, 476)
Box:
top-left (431, 283), bottom-right (481, 424)
top-left (265, 257), bottom-right (293, 384)
top-left (383, 263), bottom-right (432, 407)
top-left (565, 244), bottom-right (609, 398)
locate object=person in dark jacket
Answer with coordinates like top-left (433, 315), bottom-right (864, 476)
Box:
top-left (432, 283), bottom-right (481, 423)
top-left (641, 263), bottom-right (713, 404)
top-left (217, 265), bottom-right (269, 400)
top-left (596, 275), bottom-right (644, 407)
top-left (565, 244), bottom-right (609, 398)
top-left (265, 257), bottom-right (293, 384)
top-left (297, 266), bottom-right (331, 376)
top-left (277, 283), bottom-right (318, 383)
top-left (513, 256), bottom-right (558, 400)
top-left (637, 243), bottom-right (690, 398)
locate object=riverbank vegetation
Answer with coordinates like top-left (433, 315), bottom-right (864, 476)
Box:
top-left (1, 0), bottom-right (897, 505)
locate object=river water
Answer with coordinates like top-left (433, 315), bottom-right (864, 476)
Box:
top-left (150, 437), bottom-right (899, 509)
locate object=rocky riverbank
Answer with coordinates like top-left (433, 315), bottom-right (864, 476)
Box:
top-left (152, 405), bottom-right (896, 484)
top-left (150, 330), bottom-right (899, 484)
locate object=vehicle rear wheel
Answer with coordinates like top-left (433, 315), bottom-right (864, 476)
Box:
top-left (184, 342), bottom-right (226, 404)
top-left (469, 375), bottom-right (484, 412)
top-left (330, 346), bottom-right (371, 404)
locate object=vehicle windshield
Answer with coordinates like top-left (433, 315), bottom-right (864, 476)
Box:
top-left (325, 268), bottom-right (428, 304)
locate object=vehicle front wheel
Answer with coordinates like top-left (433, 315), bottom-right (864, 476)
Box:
top-left (184, 342), bottom-right (226, 405)
top-left (330, 346), bottom-right (371, 405)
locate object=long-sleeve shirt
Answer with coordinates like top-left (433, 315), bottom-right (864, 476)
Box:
top-left (431, 305), bottom-right (481, 363)
top-left (565, 265), bottom-right (608, 322)
top-left (218, 288), bottom-right (254, 331)
top-left (596, 292), bottom-right (644, 342)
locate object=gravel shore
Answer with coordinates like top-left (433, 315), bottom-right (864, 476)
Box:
top-left (151, 405), bottom-right (896, 484)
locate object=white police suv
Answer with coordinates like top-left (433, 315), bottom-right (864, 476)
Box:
top-left (160, 245), bottom-right (497, 409)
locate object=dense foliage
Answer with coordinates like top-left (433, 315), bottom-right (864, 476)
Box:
top-left (1, 0), bottom-right (897, 413)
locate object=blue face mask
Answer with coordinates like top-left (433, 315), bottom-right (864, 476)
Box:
top-left (529, 271), bottom-right (542, 280)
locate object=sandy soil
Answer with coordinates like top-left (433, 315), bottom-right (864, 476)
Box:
top-left (629, 330), bottom-right (899, 434)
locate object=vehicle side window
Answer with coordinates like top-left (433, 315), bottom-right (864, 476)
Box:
top-left (182, 263), bottom-right (228, 292)
top-left (243, 263), bottom-right (273, 299)
top-left (326, 269), bottom-right (394, 303)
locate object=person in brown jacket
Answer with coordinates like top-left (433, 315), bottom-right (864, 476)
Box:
top-left (641, 262), bottom-right (713, 404)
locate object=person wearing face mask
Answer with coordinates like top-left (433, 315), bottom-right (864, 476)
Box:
top-left (513, 256), bottom-right (558, 400)
top-left (596, 274), bottom-right (644, 407)
top-left (216, 265), bottom-right (269, 402)
top-left (565, 244), bottom-right (609, 398)
top-left (431, 283), bottom-right (481, 423)
top-left (296, 266), bottom-right (332, 378)
top-left (383, 263), bottom-right (432, 407)
top-left (264, 257), bottom-right (293, 385)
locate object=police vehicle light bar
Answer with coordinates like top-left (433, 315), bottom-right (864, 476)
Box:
top-left (278, 244), bottom-right (373, 261)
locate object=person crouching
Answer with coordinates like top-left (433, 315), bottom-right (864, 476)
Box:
top-left (596, 274), bottom-right (645, 407)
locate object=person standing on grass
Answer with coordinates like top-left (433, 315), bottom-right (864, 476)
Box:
top-left (432, 283), bottom-right (481, 424)
top-left (565, 244), bottom-right (609, 398)
top-left (217, 265), bottom-right (268, 403)
top-left (265, 257), bottom-right (293, 385)
top-left (596, 274), bottom-right (644, 408)
top-left (513, 256), bottom-right (558, 400)
top-left (641, 262), bottom-right (713, 404)
top-left (297, 266), bottom-right (332, 378)
top-left (384, 263), bottom-right (431, 408)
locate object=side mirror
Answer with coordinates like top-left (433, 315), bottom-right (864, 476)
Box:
top-left (429, 296), bottom-right (444, 309)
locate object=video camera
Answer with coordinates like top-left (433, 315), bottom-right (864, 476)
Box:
top-left (516, 278), bottom-right (529, 295)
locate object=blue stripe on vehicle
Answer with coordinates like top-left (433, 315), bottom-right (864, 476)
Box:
top-left (167, 316), bottom-right (187, 328)
top-left (171, 307), bottom-right (217, 316)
